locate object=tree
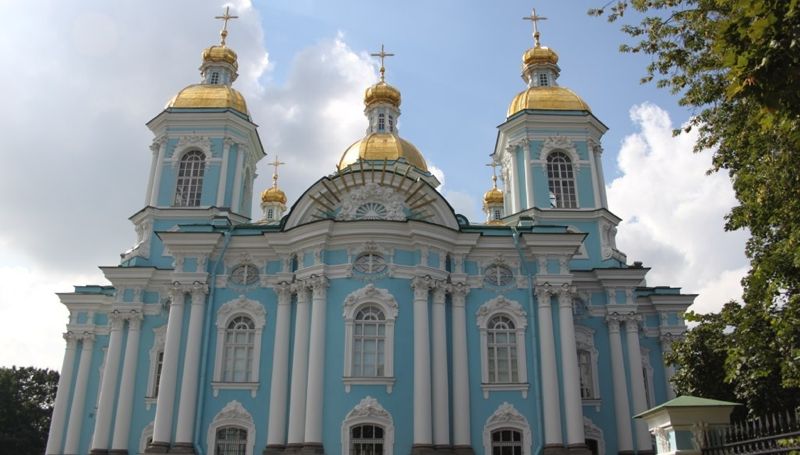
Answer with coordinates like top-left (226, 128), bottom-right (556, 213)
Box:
top-left (0, 366), bottom-right (59, 454)
top-left (591, 0), bottom-right (800, 413)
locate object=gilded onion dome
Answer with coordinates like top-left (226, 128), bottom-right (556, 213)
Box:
top-left (484, 186), bottom-right (504, 205)
top-left (337, 45), bottom-right (428, 173)
top-left (507, 9), bottom-right (590, 118)
top-left (167, 85), bottom-right (248, 114)
top-left (261, 187), bottom-right (287, 204)
top-left (202, 45), bottom-right (239, 69)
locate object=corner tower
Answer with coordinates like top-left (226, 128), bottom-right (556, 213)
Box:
top-left (124, 9), bottom-right (265, 267)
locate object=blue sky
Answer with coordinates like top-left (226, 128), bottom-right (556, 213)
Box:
top-left (0, 0), bottom-right (746, 369)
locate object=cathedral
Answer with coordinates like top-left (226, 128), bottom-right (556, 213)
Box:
top-left (45, 8), bottom-right (693, 455)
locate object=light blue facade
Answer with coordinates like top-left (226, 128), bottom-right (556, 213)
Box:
top-left (45, 18), bottom-right (695, 455)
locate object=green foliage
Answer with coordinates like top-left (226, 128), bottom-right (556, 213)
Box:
top-left (0, 366), bottom-right (59, 454)
top-left (592, 0), bottom-right (800, 414)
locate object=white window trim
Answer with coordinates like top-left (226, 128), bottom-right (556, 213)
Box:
top-left (641, 347), bottom-right (656, 407)
top-left (207, 400), bottom-right (256, 455)
top-left (575, 325), bottom-right (600, 401)
top-left (145, 325), bottom-right (166, 409)
top-left (476, 295), bottom-right (529, 398)
top-left (173, 149), bottom-right (207, 208)
top-left (341, 396), bottom-right (395, 455)
top-left (139, 421), bottom-right (154, 453)
top-left (584, 417), bottom-right (606, 455)
top-left (483, 402), bottom-right (532, 455)
top-left (343, 284), bottom-right (397, 393)
top-left (212, 296), bottom-right (266, 397)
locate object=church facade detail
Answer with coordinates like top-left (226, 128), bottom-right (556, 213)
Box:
top-left (45, 8), bottom-right (692, 455)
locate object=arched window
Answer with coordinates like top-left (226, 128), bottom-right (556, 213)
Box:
top-left (477, 296), bottom-right (529, 397)
top-left (491, 429), bottom-right (523, 455)
top-left (378, 113), bottom-right (385, 132)
top-left (350, 424), bottom-right (385, 455)
top-left (343, 285), bottom-right (398, 392)
top-left (223, 316), bottom-right (255, 382)
top-left (215, 426), bottom-right (247, 455)
top-left (487, 315), bottom-right (518, 383)
top-left (352, 306), bottom-right (386, 377)
top-left (174, 150), bottom-right (206, 207)
top-left (546, 151), bottom-right (577, 208)
top-left (483, 403), bottom-right (532, 455)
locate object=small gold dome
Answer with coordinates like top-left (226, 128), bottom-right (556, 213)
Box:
top-left (167, 84), bottom-right (248, 114)
top-left (364, 81), bottom-right (401, 108)
top-left (202, 45), bottom-right (238, 69)
top-left (337, 133), bottom-right (427, 172)
top-left (523, 46), bottom-right (559, 66)
top-left (261, 187), bottom-right (287, 204)
top-left (507, 86), bottom-right (591, 117)
top-left (483, 187), bottom-right (504, 204)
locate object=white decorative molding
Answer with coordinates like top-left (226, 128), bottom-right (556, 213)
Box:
top-left (175, 135), bottom-right (211, 158)
top-left (139, 421), bottom-right (154, 453)
top-left (475, 295), bottom-right (527, 328)
top-left (216, 295), bottom-right (266, 329)
top-left (539, 135), bottom-right (579, 163)
top-left (337, 182), bottom-right (407, 221)
top-left (583, 417), bottom-right (606, 455)
top-left (341, 396), bottom-right (395, 455)
top-left (476, 296), bottom-right (529, 397)
top-left (599, 218), bottom-right (627, 262)
top-left (207, 401), bottom-right (255, 455)
top-left (483, 402), bottom-right (532, 455)
top-left (145, 325), bottom-right (167, 409)
top-left (342, 285), bottom-right (398, 392)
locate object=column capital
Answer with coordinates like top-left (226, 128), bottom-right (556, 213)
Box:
top-left (447, 281), bottom-right (470, 299)
top-left (308, 275), bottom-right (329, 293)
top-left (411, 275), bottom-right (433, 300)
top-left (557, 283), bottom-right (577, 308)
top-left (150, 135), bottom-right (166, 153)
top-left (275, 282), bottom-right (293, 302)
top-left (535, 283), bottom-right (553, 302)
top-left (432, 281), bottom-right (447, 304)
top-left (78, 331), bottom-right (96, 343)
top-left (63, 331), bottom-right (78, 345)
top-left (624, 313), bottom-right (643, 333)
top-left (190, 281), bottom-right (209, 296)
top-left (109, 310), bottom-right (126, 331)
top-left (127, 312), bottom-right (143, 331)
top-left (605, 312), bottom-right (627, 332)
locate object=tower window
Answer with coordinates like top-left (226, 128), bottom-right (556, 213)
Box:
top-left (546, 151), bottom-right (577, 208)
top-left (388, 115), bottom-right (394, 132)
top-left (378, 113), bottom-right (385, 132)
top-left (174, 150), bottom-right (206, 207)
top-left (538, 73), bottom-right (549, 87)
top-left (210, 71), bottom-right (220, 84)
top-left (494, 209), bottom-right (501, 220)
top-left (267, 208), bottom-right (274, 219)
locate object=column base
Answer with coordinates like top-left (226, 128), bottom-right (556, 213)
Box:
top-left (542, 444), bottom-right (570, 455)
top-left (145, 441), bottom-right (171, 453)
top-left (433, 445), bottom-right (455, 455)
top-left (300, 443), bottom-right (324, 455)
top-left (170, 442), bottom-right (196, 453)
top-left (452, 445), bottom-right (475, 455)
top-left (90, 449), bottom-right (109, 455)
top-left (108, 450), bottom-right (129, 455)
top-left (263, 444), bottom-right (286, 455)
top-left (411, 444), bottom-right (437, 455)
top-left (567, 443), bottom-right (592, 455)
top-left (617, 451), bottom-right (635, 455)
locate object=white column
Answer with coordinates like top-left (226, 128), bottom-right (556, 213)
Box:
top-left (625, 315), bottom-right (652, 451)
top-left (606, 314), bottom-right (634, 452)
top-left (231, 146), bottom-right (245, 211)
top-left (431, 282), bottom-right (450, 447)
top-left (149, 141), bottom-right (166, 206)
top-left (174, 283), bottom-right (209, 446)
top-left (216, 139), bottom-right (232, 207)
top-left (46, 332), bottom-right (78, 455)
top-left (556, 285), bottom-right (586, 447)
top-left (111, 313), bottom-right (143, 451)
top-left (267, 284), bottom-right (293, 448)
top-left (592, 144), bottom-right (608, 208)
top-left (287, 283), bottom-right (311, 445)
top-left (145, 140), bottom-right (160, 205)
top-left (450, 282), bottom-right (471, 448)
top-left (150, 286), bottom-right (187, 449)
top-left (509, 151), bottom-right (520, 213)
top-left (304, 276), bottom-right (330, 445)
top-left (535, 287), bottom-right (563, 447)
top-left (63, 332), bottom-right (95, 455)
top-left (91, 312), bottom-right (126, 452)
top-left (660, 334), bottom-right (677, 400)
top-left (523, 139), bottom-right (534, 210)
top-left (411, 276), bottom-right (433, 448)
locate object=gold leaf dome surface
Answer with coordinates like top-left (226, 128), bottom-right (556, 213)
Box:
top-left (364, 81), bottom-right (401, 108)
top-left (507, 86), bottom-right (591, 117)
top-left (523, 46), bottom-right (559, 66)
top-left (167, 84), bottom-right (248, 114)
top-left (337, 133), bottom-right (427, 172)
top-left (202, 45), bottom-right (238, 69)
top-left (483, 187), bottom-right (504, 204)
top-left (261, 187), bottom-right (287, 204)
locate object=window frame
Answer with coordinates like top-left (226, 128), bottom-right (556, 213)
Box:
top-left (575, 325), bottom-right (600, 401)
top-left (212, 296), bottom-right (266, 397)
top-left (145, 325), bottom-right (167, 409)
top-left (173, 150), bottom-right (206, 207)
top-left (476, 296), bottom-right (529, 398)
top-left (482, 402), bottom-right (532, 455)
top-left (206, 400), bottom-right (255, 455)
top-left (341, 396), bottom-right (395, 455)
top-left (343, 285), bottom-right (398, 392)
top-left (546, 151), bottom-right (578, 209)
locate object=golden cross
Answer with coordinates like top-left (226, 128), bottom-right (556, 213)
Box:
top-left (215, 6), bottom-right (239, 46)
top-left (522, 8), bottom-right (547, 47)
top-left (370, 44), bottom-right (395, 82)
top-left (269, 156), bottom-right (286, 188)
top-left (486, 161), bottom-right (500, 187)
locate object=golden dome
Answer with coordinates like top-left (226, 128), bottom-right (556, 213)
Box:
top-left (507, 86), bottom-right (591, 117)
top-left (202, 45), bottom-right (238, 69)
top-left (261, 187), bottom-right (287, 204)
top-left (167, 84), bottom-right (248, 114)
top-left (337, 133), bottom-right (427, 172)
top-left (523, 45), bottom-right (559, 66)
top-left (483, 187), bottom-right (504, 204)
top-left (364, 81), bottom-right (401, 108)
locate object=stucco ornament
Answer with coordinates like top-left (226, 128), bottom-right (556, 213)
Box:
top-left (343, 284), bottom-right (398, 319)
top-left (337, 182), bottom-right (406, 221)
top-left (346, 396), bottom-right (392, 420)
top-left (215, 400), bottom-right (253, 423)
top-left (483, 402), bottom-right (532, 455)
top-left (476, 295), bottom-right (527, 328)
top-left (539, 135), bottom-right (579, 162)
top-left (175, 135), bottom-right (211, 157)
top-left (216, 295), bottom-right (266, 328)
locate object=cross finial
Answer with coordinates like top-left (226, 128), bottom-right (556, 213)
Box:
top-left (269, 156), bottom-right (286, 189)
top-left (370, 44), bottom-right (395, 82)
top-left (486, 161), bottom-right (500, 188)
top-left (215, 6), bottom-right (239, 46)
top-left (522, 8), bottom-right (548, 47)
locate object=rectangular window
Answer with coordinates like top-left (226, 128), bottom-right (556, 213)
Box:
top-left (538, 73), bottom-right (549, 87)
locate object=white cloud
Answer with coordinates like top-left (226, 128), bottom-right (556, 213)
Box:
top-left (607, 103), bottom-right (749, 313)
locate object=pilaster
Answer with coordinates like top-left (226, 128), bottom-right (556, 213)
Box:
top-left (556, 284), bottom-right (587, 448)
top-left (266, 283), bottom-right (293, 450)
top-left (411, 275), bottom-right (434, 449)
top-left (91, 311), bottom-right (126, 454)
top-left (45, 332), bottom-right (78, 455)
top-left (287, 282), bottom-right (311, 445)
top-left (606, 313), bottom-right (634, 453)
top-left (449, 282), bottom-right (472, 451)
top-left (431, 281), bottom-right (450, 448)
top-left (535, 285), bottom-right (563, 447)
top-left (63, 331), bottom-right (95, 455)
top-left (111, 311), bottom-right (144, 453)
top-left (304, 275), bottom-right (330, 447)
